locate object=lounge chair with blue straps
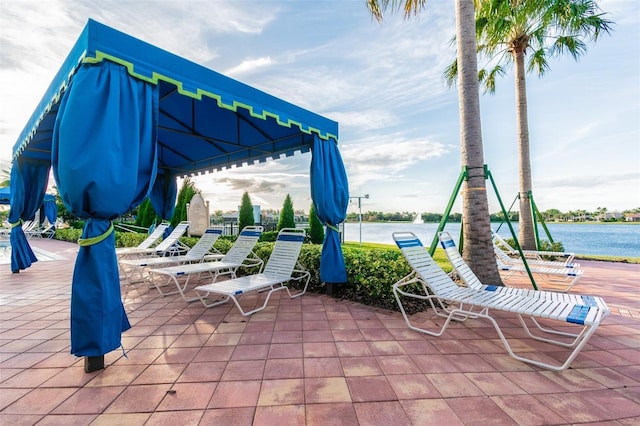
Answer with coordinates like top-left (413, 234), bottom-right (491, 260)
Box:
top-left (38, 222), bottom-right (56, 239)
top-left (22, 220), bottom-right (40, 239)
top-left (116, 222), bottom-right (171, 259)
top-left (393, 231), bottom-right (609, 371)
top-left (119, 221), bottom-right (190, 262)
top-left (492, 231), bottom-right (577, 266)
top-left (119, 224), bottom-right (219, 283)
top-left (439, 231), bottom-right (607, 308)
top-left (492, 242), bottom-right (584, 292)
top-left (194, 228), bottom-right (310, 316)
top-left (147, 226), bottom-right (264, 302)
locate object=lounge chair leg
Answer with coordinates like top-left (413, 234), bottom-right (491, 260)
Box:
top-left (84, 355), bottom-right (104, 372)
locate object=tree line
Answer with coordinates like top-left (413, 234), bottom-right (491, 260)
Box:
top-left (346, 207), bottom-right (640, 223)
top-left (133, 179), bottom-right (326, 244)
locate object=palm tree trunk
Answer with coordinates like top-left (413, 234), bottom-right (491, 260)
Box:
top-left (456, 0), bottom-right (502, 284)
top-left (514, 49), bottom-right (536, 250)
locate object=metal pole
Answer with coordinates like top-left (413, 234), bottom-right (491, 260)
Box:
top-left (429, 168), bottom-right (466, 255)
top-left (358, 197), bottom-right (362, 246)
top-left (349, 194), bottom-right (369, 247)
top-left (488, 169), bottom-right (538, 290)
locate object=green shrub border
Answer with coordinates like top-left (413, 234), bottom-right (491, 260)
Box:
top-left (54, 229), bottom-right (451, 314)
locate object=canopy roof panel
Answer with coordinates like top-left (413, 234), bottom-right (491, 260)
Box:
top-left (12, 19), bottom-right (338, 177)
top-left (0, 187), bottom-right (55, 205)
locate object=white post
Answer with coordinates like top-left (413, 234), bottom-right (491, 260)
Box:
top-left (349, 194), bottom-right (369, 246)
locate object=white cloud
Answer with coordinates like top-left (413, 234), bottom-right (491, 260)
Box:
top-left (225, 56), bottom-right (275, 77)
top-left (341, 134), bottom-right (450, 189)
top-left (1, 0), bottom-right (638, 216)
top-left (327, 110), bottom-right (397, 131)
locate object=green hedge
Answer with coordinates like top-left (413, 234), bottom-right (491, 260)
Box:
top-left (55, 228), bottom-right (83, 243)
top-left (53, 229), bottom-right (446, 314)
top-left (500, 236), bottom-right (566, 260)
top-left (250, 242), bottom-right (440, 313)
top-left (56, 228), bottom-right (163, 248)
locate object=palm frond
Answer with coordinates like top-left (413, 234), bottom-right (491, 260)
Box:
top-left (365, 0), bottom-right (428, 22)
top-left (443, 59), bottom-right (458, 88)
top-left (550, 36), bottom-right (586, 60)
top-left (481, 65), bottom-right (506, 94)
top-left (527, 48), bottom-right (549, 75)
top-left (474, 0), bottom-right (613, 81)
top-left (366, 0), bottom-right (386, 22)
top-left (402, 0), bottom-right (428, 19)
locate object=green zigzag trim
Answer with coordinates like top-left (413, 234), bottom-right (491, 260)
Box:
top-left (84, 51), bottom-right (337, 141)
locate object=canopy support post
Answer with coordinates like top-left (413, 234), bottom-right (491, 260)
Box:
top-left (436, 164), bottom-right (539, 291)
top-left (84, 355), bottom-right (105, 373)
top-left (486, 169), bottom-right (538, 290)
top-left (428, 167), bottom-right (467, 255)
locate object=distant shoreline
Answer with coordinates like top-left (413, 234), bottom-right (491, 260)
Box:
top-left (345, 220), bottom-right (640, 225)
top-left (342, 241), bottom-right (639, 264)
top-left (342, 222), bottom-right (639, 262)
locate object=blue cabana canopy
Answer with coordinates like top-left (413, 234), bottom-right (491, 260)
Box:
top-left (14, 19), bottom-right (339, 172)
top-left (0, 187), bottom-right (55, 205)
top-left (10, 19), bottom-right (348, 362)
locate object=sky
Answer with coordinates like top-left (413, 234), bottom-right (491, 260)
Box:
top-left (1, 0), bottom-right (638, 216)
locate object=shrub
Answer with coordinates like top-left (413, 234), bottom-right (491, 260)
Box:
top-left (277, 194), bottom-right (295, 231)
top-left (55, 228), bottom-right (83, 243)
top-left (537, 239), bottom-right (565, 253)
top-left (503, 237), bottom-right (566, 260)
top-left (340, 247), bottom-right (414, 311)
top-left (260, 231), bottom-right (278, 242)
top-left (52, 230), bottom-right (439, 315)
top-left (70, 220), bottom-right (85, 229)
top-left (134, 198), bottom-right (157, 228)
top-left (171, 177), bottom-right (200, 228)
top-left (308, 203), bottom-right (324, 244)
top-left (178, 235), bottom-right (234, 256)
top-left (116, 232), bottom-right (148, 248)
top-left (249, 242), bottom-right (435, 314)
top-left (238, 192), bottom-right (254, 232)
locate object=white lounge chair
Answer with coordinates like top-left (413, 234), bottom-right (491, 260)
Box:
top-left (22, 220), bottom-right (40, 239)
top-left (128, 221), bottom-right (190, 256)
top-left (118, 221), bottom-right (189, 280)
top-left (116, 222), bottom-right (171, 259)
top-left (147, 226), bottom-right (264, 302)
top-left (493, 243), bottom-right (584, 292)
top-left (393, 231), bottom-right (609, 371)
top-left (119, 226), bottom-right (220, 282)
top-left (493, 241), bottom-right (580, 269)
top-left (493, 232), bottom-right (576, 265)
top-left (38, 222), bottom-right (56, 239)
top-left (439, 232), bottom-right (607, 310)
top-left (194, 228), bottom-right (310, 316)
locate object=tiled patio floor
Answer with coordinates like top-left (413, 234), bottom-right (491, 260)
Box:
top-left (1, 239), bottom-right (639, 425)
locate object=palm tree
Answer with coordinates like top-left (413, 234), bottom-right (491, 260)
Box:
top-left (445, 0), bottom-right (612, 250)
top-left (367, 0), bottom-right (502, 283)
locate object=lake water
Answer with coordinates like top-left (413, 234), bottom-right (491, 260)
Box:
top-left (343, 222), bottom-right (640, 258)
